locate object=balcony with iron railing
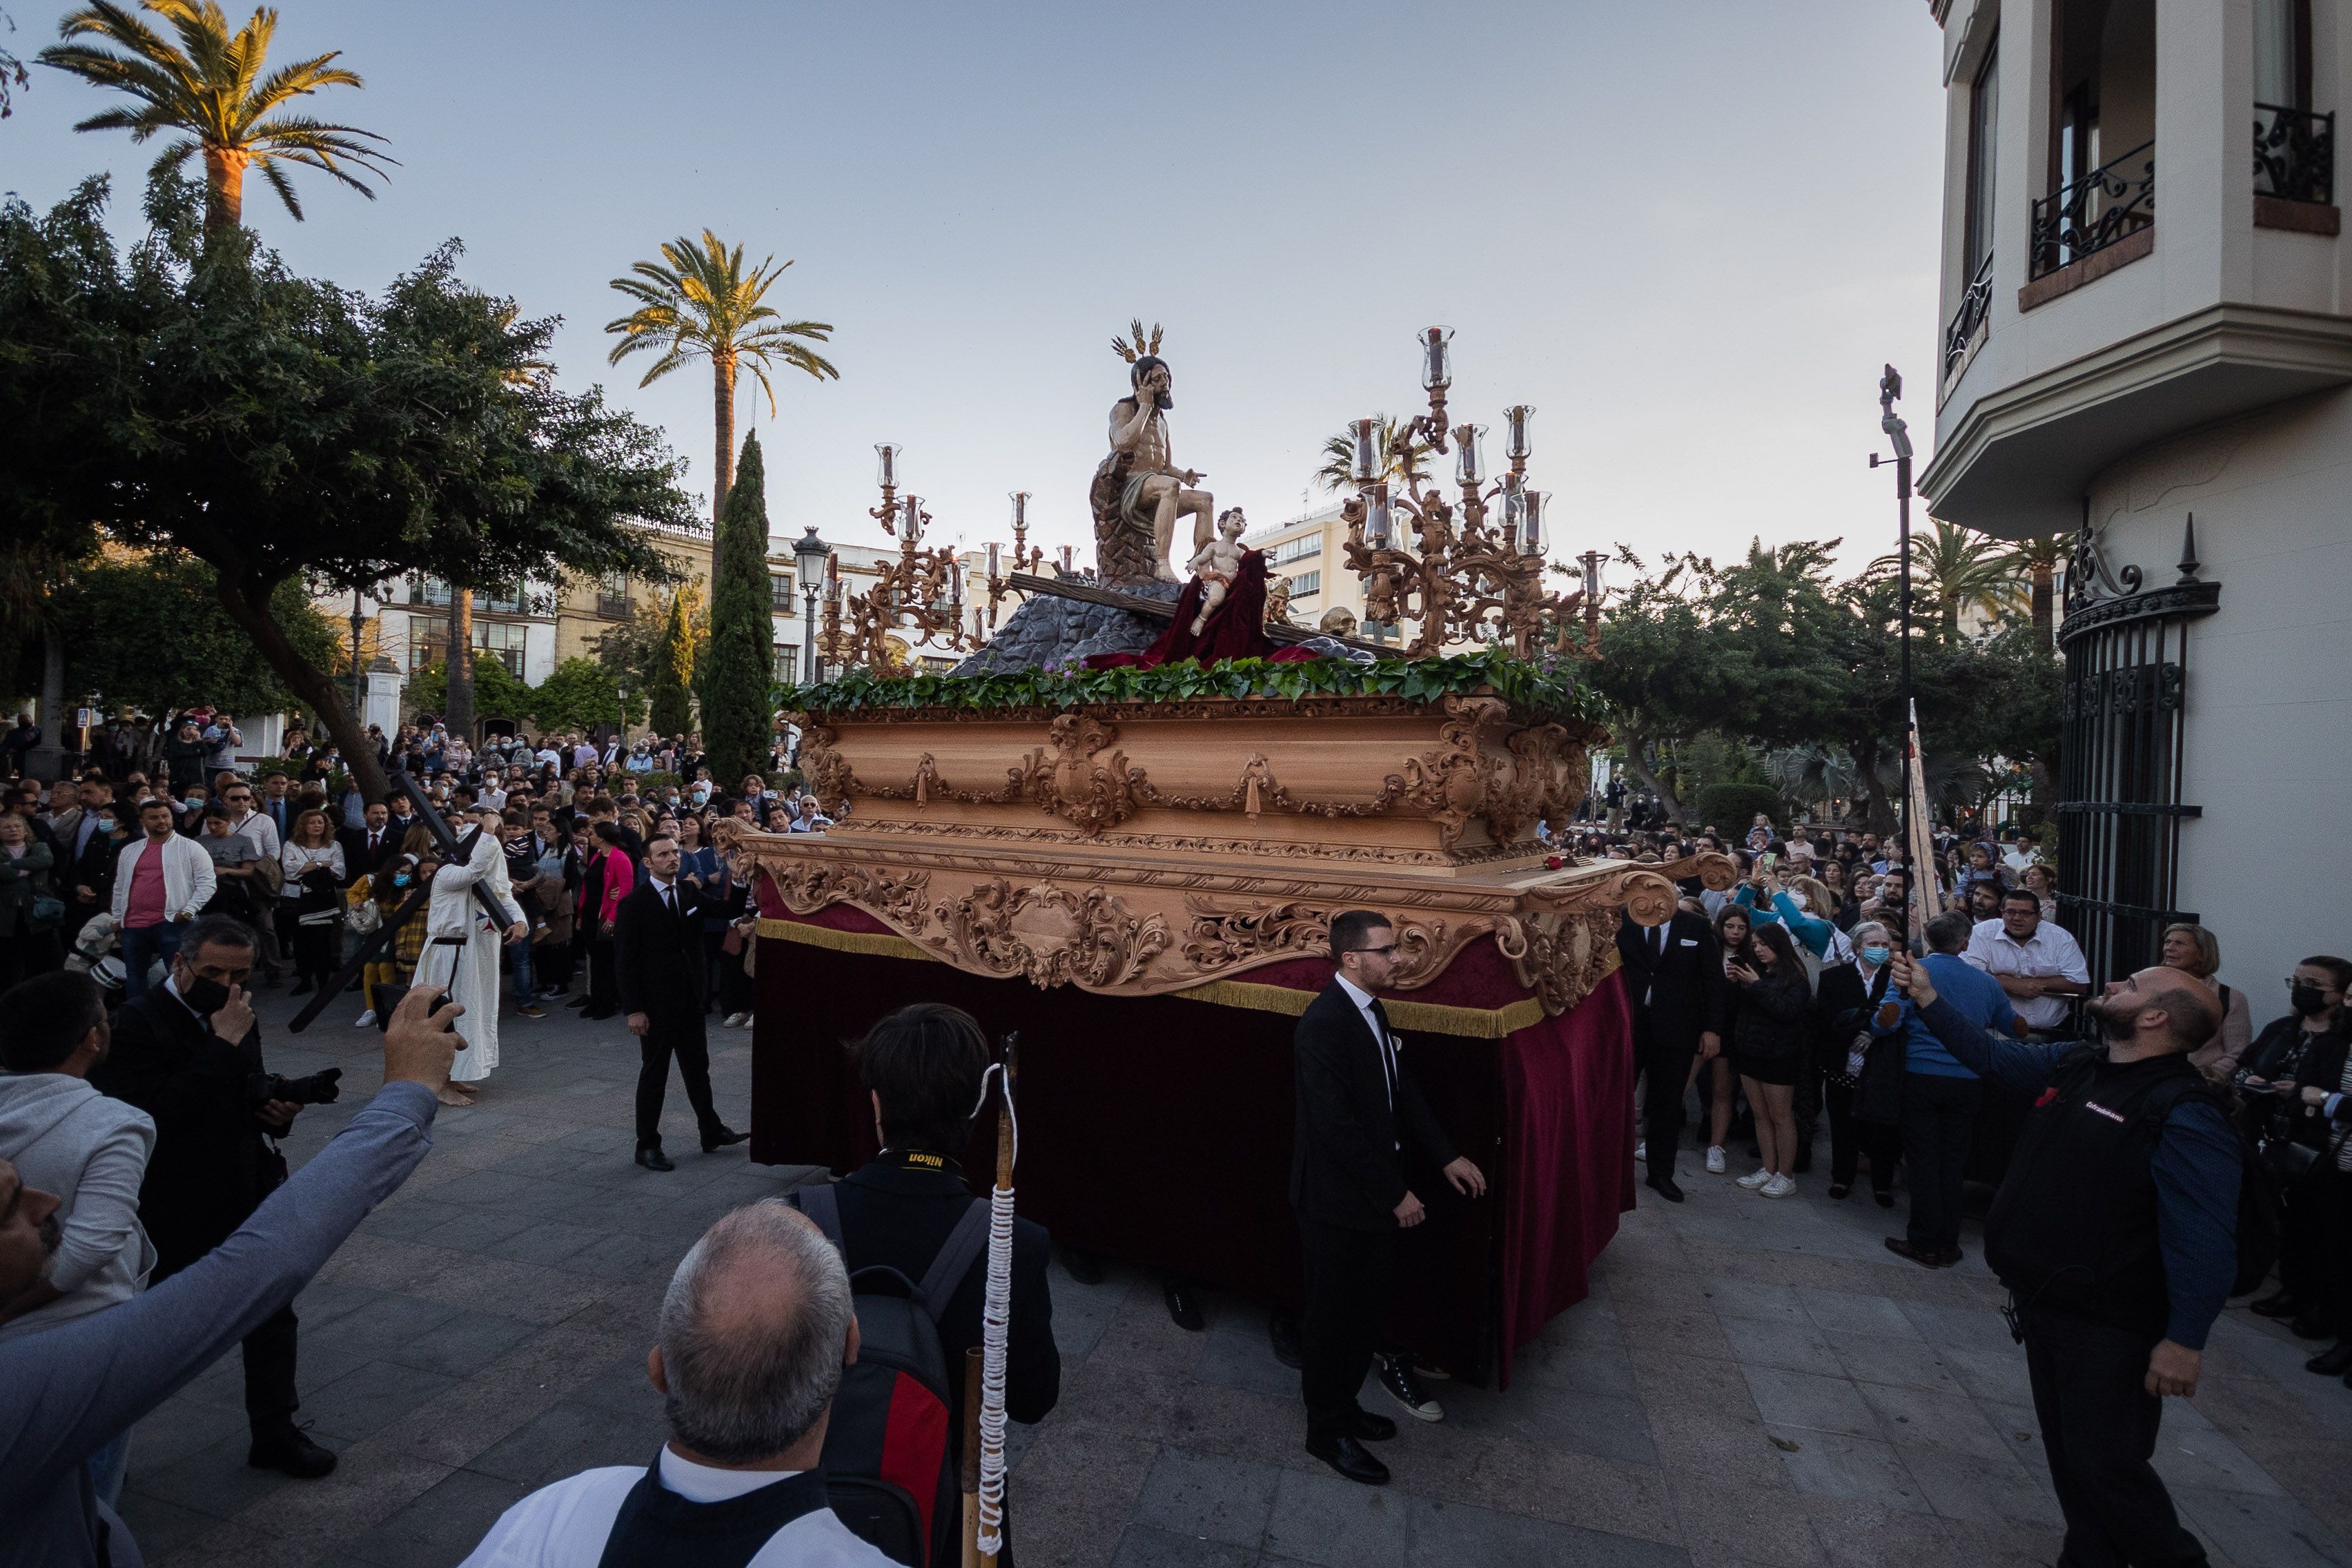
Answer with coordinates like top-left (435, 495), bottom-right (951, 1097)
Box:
top-left (2029, 140), bottom-right (2155, 283)
top-left (2255, 104), bottom-right (2336, 234)
top-left (1942, 250), bottom-right (1995, 384)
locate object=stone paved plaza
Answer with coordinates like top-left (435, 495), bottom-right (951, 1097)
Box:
top-left (112, 990), bottom-right (2352, 1568)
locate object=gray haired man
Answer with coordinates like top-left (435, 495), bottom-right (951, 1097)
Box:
top-left (459, 1202), bottom-right (892, 1567)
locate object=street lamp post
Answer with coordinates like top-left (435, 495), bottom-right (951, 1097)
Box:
top-left (1872, 365), bottom-right (1919, 930)
top-left (348, 587), bottom-right (368, 718)
top-left (792, 526), bottom-right (830, 685)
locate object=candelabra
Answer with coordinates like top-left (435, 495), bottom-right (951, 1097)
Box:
top-left (1339, 330), bottom-right (1583, 658)
top-left (1553, 547), bottom-right (1609, 658)
top-left (984, 491), bottom-right (1047, 631)
top-left (827, 445), bottom-right (984, 671)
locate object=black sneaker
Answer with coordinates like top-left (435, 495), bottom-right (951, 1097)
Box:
top-left (1375, 1353), bottom-right (1443, 1422)
top-left (248, 1422), bottom-right (337, 1479)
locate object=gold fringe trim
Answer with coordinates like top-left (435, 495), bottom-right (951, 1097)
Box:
top-left (758, 917), bottom-right (1550, 1037)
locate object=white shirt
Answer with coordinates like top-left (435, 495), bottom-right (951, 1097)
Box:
top-left (458, 1449), bottom-right (893, 1567)
top-left (1963, 916), bottom-right (2090, 1031)
top-left (648, 875), bottom-right (679, 915)
top-left (227, 806), bottom-right (280, 861)
top-left (1334, 972), bottom-right (1400, 1145)
top-left (2002, 847), bottom-right (2039, 876)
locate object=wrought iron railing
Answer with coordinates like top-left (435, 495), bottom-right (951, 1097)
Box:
top-left (2255, 103), bottom-right (2335, 204)
top-left (2029, 139), bottom-right (2155, 280)
top-left (1943, 251), bottom-right (1995, 378)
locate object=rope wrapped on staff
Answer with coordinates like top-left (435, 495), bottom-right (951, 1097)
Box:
top-left (968, 1034), bottom-right (1019, 1564)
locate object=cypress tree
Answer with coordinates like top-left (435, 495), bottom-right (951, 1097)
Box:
top-left (647, 591), bottom-right (694, 739)
top-left (700, 430), bottom-right (776, 783)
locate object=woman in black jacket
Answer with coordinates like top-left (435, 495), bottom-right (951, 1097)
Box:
top-left (1701, 903), bottom-right (1756, 1174)
top-left (1729, 922), bottom-right (1809, 1198)
top-left (2242, 956), bottom-right (2352, 1338)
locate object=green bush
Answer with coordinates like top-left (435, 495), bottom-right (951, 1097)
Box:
top-left (1692, 783), bottom-right (1787, 836)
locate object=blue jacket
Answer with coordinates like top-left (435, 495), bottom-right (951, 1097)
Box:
top-left (1874, 953), bottom-right (2017, 1078)
top-left (1734, 885), bottom-right (1834, 958)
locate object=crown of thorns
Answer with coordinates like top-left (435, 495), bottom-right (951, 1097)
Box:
top-left (1111, 320), bottom-right (1164, 363)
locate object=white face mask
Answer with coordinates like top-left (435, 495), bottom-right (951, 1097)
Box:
top-left (1786, 892), bottom-right (1809, 912)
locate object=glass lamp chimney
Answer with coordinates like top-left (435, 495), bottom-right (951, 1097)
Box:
top-left (874, 443), bottom-right (901, 488)
top-left (1059, 545), bottom-right (1075, 574)
top-left (1008, 490), bottom-right (1028, 529)
top-left (1350, 418), bottom-right (1380, 484)
top-left (1364, 482), bottom-right (1393, 547)
top-left (1520, 490), bottom-right (1545, 555)
top-left (1420, 326), bottom-right (1454, 391)
top-left (1504, 405), bottom-right (1534, 462)
top-left (1453, 423), bottom-right (1486, 488)
top-left (901, 495), bottom-right (921, 542)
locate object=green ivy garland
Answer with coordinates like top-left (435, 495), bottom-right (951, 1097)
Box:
top-left (775, 648), bottom-right (1606, 728)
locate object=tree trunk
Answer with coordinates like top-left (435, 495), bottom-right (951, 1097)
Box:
top-left (28, 632), bottom-right (70, 781)
top-left (202, 146), bottom-right (247, 237)
top-left (2030, 561), bottom-right (2054, 650)
top-left (213, 573), bottom-right (389, 805)
top-left (447, 590), bottom-right (475, 743)
top-left (711, 353), bottom-right (736, 586)
top-left (1618, 731), bottom-right (1685, 823)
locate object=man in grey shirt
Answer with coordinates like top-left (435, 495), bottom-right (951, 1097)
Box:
top-left (0, 986), bottom-right (462, 1568)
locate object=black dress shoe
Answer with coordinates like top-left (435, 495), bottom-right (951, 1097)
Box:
top-left (2292, 1311), bottom-right (2331, 1341)
top-left (1873, 1188), bottom-right (1896, 1208)
top-left (1885, 1237), bottom-right (1941, 1269)
top-left (1060, 1246), bottom-right (1105, 1285)
top-left (1268, 1311), bottom-right (1304, 1371)
top-left (581, 1006), bottom-right (616, 1021)
top-left (1304, 1431), bottom-right (1389, 1486)
top-left (636, 1146), bottom-right (675, 1173)
top-left (248, 1423), bottom-right (337, 1479)
top-left (1164, 1277), bottom-right (1204, 1332)
top-left (2307, 1339), bottom-right (2352, 1377)
top-left (1644, 1170), bottom-right (1685, 1204)
top-left (700, 1126), bottom-right (749, 1153)
top-left (2250, 1291), bottom-right (2305, 1319)
top-left (289, 977), bottom-right (313, 996)
top-left (564, 994), bottom-right (591, 1008)
top-left (1350, 1409), bottom-right (1398, 1442)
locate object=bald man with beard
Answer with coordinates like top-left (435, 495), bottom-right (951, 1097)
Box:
top-left (1888, 957), bottom-right (2233, 1568)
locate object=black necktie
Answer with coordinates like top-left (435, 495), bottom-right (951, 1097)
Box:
top-left (663, 885), bottom-right (676, 918)
top-left (1652, 923), bottom-right (1666, 960)
top-left (1368, 999), bottom-right (1398, 1103)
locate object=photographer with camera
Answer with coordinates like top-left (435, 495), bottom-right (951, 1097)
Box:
top-left (92, 912), bottom-right (346, 1479)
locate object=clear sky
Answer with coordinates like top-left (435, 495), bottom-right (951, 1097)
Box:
top-left (1, 0), bottom-right (1947, 576)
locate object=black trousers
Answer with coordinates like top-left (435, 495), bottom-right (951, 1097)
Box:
top-left (1899, 1072), bottom-right (1981, 1250)
top-left (2284, 1165), bottom-right (2352, 1333)
top-left (157, 1252), bottom-right (298, 1426)
top-left (1297, 1214), bottom-right (1395, 1440)
top-left (1825, 1077), bottom-right (1902, 1193)
top-left (1634, 1012), bottom-right (1698, 1171)
top-left (586, 935), bottom-right (618, 1012)
top-left (2021, 1303), bottom-right (2208, 1568)
top-left (636, 1009), bottom-right (721, 1150)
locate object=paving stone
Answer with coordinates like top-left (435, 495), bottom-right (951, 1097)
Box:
top-left (1772, 1432), bottom-right (1930, 1513)
top-left (1108, 1522), bottom-right (1260, 1567)
top-left (1404, 1493), bottom-right (1692, 1566)
top-left (1130, 1444), bottom-right (1280, 1549)
top-left (301, 1359), bottom-right (460, 1443)
top-left (1893, 1442), bottom-right (2061, 1528)
top-left (466, 1397), bottom-right (667, 1488)
top-left (1822, 1331), bottom-right (1966, 1395)
top-left (1192, 1324), bottom-right (1300, 1402)
top-left (1851, 1383), bottom-right (2013, 1462)
top-left (1718, 1315), bottom-right (1846, 1378)
top-left (1743, 1367), bottom-right (1885, 1442)
top-left (2169, 1487), bottom-right (2352, 1568)
top-left (1442, 1380), bottom-right (1659, 1468)
top-left (1263, 1464), bottom-right (1409, 1568)
top-left (342, 1467), bottom-right (529, 1567)
top-left (1796, 1288), bottom-right (1920, 1340)
top-left (375, 1309), bottom-right (542, 1379)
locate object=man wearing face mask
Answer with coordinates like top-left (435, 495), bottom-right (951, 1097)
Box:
top-left (1886, 954), bottom-right (2234, 1568)
top-left (94, 914), bottom-right (340, 1480)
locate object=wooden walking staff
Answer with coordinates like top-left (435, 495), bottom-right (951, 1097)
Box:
top-left (968, 1032), bottom-right (1019, 1567)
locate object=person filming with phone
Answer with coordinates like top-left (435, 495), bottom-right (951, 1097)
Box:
top-left (1883, 948), bottom-right (2235, 1568)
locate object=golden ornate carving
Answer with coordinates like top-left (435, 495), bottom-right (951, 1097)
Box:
top-left (1495, 908), bottom-right (1620, 1015)
top-left (931, 879), bottom-right (1170, 989)
top-left (1401, 698), bottom-right (1498, 849)
top-left (790, 720), bottom-right (854, 815)
top-left (1017, 714), bottom-right (1143, 836)
top-left (767, 860), bottom-right (934, 930)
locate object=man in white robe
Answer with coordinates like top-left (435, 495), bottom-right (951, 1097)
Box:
top-left (422, 805), bottom-right (527, 1105)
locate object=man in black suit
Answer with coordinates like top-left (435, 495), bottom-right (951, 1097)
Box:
top-left (337, 800), bottom-right (397, 887)
top-left (611, 832), bottom-right (746, 1170)
top-left (1290, 909), bottom-right (1487, 1487)
top-left (92, 913), bottom-right (338, 1479)
top-left (794, 1002), bottom-right (1059, 1558)
top-left (1616, 902), bottom-right (1723, 1204)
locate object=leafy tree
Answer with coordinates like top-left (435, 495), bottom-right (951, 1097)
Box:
top-left (698, 431), bottom-right (776, 783)
top-left (38, 0), bottom-right (393, 237)
top-left (400, 654), bottom-right (531, 729)
top-left (2, 6), bottom-right (28, 118)
top-left (1872, 519), bottom-right (2016, 637)
top-left (1314, 413), bottom-right (1433, 496)
top-left (57, 548), bottom-right (337, 716)
top-left (591, 581), bottom-right (701, 718)
top-left (0, 172), bottom-right (696, 801)
top-left (605, 230), bottom-right (836, 569)
top-left (1999, 533), bottom-right (2068, 650)
top-left (531, 656), bottom-right (631, 733)
top-left (647, 590), bottom-right (695, 737)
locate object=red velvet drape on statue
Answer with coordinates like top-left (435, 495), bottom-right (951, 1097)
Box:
top-left (748, 892), bottom-right (1634, 1386)
top-left (1084, 549), bottom-right (1319, 669)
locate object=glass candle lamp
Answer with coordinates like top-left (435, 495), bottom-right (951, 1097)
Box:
top-left (1420, 326), bottom-right (1454, 392)
top-left (874, 443), bottom-right (901, 489)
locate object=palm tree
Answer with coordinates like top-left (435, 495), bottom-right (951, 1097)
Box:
top-left (605, 231), bottom-right (838, 574)
top-left (1314, 414), bottom-right (1433, 498)
top-left (1999, 533), bottom-right (2068, 649)
top-left (1873, 519), bottom-right (2014, 636)
top-left (39, 0), bottom-right (393, 237)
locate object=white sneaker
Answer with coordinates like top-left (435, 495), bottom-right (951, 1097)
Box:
top-left (1761, 1174), bottom-right (1796, 1199)
top-left (1634, 1140), bottom-right (1647, 1164)
top-left (1736, 1167), bottom-right (1773, 1190)
top-left (1705, 1145), bottom-right (1727, 1175)
top-left (727, 1012), bottom-right (750, 1028)
top-left (353, 1010), bottom-right (375, 1028)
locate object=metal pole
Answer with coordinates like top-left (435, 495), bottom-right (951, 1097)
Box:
top-left (1876, 366), bottom-right (1917, 933)
top-left (349, 588), bottom-right (367, 716)
top-left (802, 582), bottom-right (821, 685)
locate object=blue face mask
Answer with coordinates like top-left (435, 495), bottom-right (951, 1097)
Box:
top-left (1862, 945), bottom-right (1890, 966)
top-left (393, 872), bottom-right (411, 888)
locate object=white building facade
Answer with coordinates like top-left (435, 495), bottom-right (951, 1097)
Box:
top-left (1921, 0), bottom-right (2352, 990)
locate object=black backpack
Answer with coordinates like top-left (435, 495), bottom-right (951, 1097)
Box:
top-left (788, 1182), bottom-right (988, 1568)
top-left (2137, 1075), bottom-right (2280, 1299)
